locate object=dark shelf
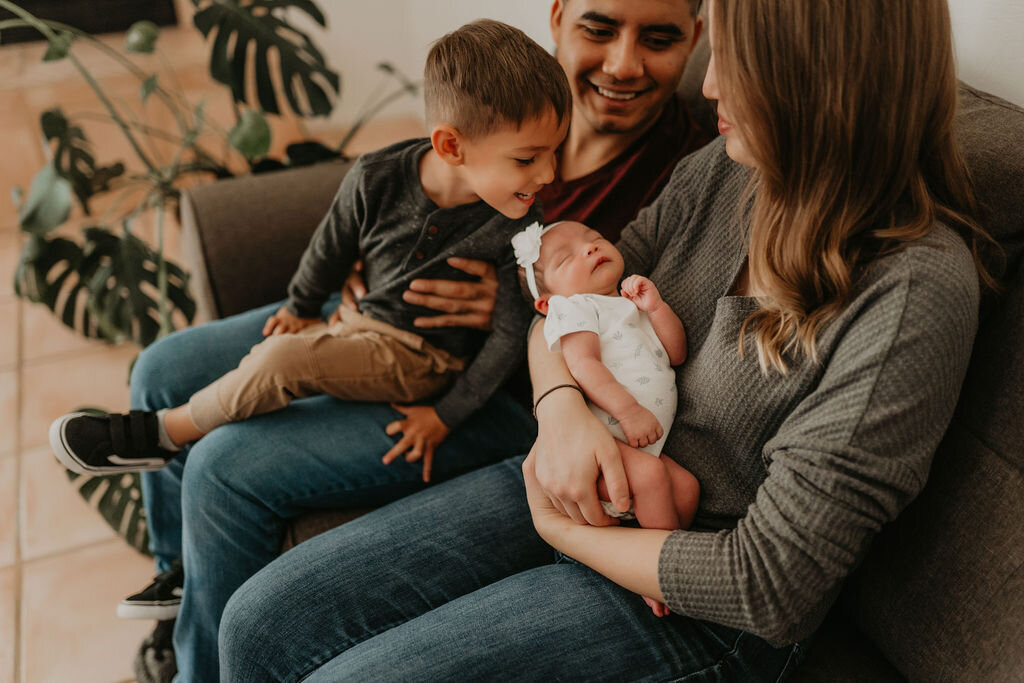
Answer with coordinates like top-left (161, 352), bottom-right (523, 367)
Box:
top-left (0, 0), bottom-right (178, 45)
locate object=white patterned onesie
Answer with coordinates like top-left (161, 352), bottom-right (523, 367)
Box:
top-left (543, 293), bottom-right (676, 457)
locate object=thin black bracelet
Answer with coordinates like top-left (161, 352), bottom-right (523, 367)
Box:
top-left (532, 383), bottom-right (584, 417)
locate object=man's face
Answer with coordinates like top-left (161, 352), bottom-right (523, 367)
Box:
top-left (550, 0), bottom-right (701, 136)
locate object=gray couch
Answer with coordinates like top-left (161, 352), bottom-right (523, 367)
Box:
top-left (178, 47), bottom-right (1024, 681)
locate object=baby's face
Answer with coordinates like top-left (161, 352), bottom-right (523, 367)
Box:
top-left (537, 221), bottom-right (624, 298)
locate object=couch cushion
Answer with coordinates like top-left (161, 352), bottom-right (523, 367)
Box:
top-left (842, 86), bottom-right (1024, 681)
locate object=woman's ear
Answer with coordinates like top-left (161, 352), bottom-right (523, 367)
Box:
top-left (534, 295), bottom-right (550, 316)
top-left (430, 125), bottom-right (465, 166)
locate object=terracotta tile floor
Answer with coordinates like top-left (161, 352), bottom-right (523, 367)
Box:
top-left (0, 16), bottom-right (424, 683)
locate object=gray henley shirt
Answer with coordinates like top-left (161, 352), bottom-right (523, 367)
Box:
top-left (286, 138), bottom-right (539, 428)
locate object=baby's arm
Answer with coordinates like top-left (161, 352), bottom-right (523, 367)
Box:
top-left (621, 275), bottom-right (686, 365)
top-left (561, 332), bottom-right (663, 449)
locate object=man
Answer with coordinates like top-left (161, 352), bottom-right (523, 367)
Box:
top-left (402, 0), bottom-right (708, 320)
top-left (126, 3), bottom-right (709, 681)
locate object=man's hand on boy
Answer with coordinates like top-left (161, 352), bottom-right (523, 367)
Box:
top-left (620, 275), bottom-right (663, 312)
top-left (382, 404), bottom-right (450, 483)
top-left (263, 306), bottom-right (320, 336)
top-left (335, 260), bottom-right (367, 319)
top-left (403, 257), bottom-right (497, 331)
top-left (618, 403), bottom-right (663, 449)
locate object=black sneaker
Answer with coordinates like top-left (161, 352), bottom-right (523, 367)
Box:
top-left (133, 619), bottom-right (177, 683)
top-left (118, 559), bottom-right (184, 620)
top-left (49, 410), bottom-right (174, 475)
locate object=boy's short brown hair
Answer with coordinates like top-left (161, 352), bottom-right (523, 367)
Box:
top-left (424, 19), bottom-right (572, 139)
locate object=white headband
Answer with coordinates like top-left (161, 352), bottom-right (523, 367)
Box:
top-left (512, 221), bottom-right (563, 300)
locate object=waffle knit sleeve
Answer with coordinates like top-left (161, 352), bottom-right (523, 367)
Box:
top-left (658, 234), bottom-right (980, 645)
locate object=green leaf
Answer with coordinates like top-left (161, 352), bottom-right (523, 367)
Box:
top-left (42, 32), bottom-right (72, 61)
top-left (10, 186), bottom-right (23, 209)
top-left (13, 227), bottom-right (196, 347)
top-left (66, 469), bottom-right (151, 557)
top-left (228, 109), bottom-right (271, 159)
top-left (17, 163), bottom-right (72, 235)
top-left (193, 0), bottom-right (339, 116)
top-left (39, 108), bottom-right (126, 214)
top-left (140, 74), bottom-right (159, 103)
top-left (125, 20), bottom-right (160, 54)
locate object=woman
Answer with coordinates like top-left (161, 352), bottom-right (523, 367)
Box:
top-left (217, 0), bottom-right (990, 679)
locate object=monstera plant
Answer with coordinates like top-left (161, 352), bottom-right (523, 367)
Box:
top-left (2, 0), bottom-right (416, 554)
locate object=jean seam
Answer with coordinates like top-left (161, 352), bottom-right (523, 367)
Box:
top-left (293, 615), bottom-right (440, 682)
top-left (667, 631), bottom-right (744, 682)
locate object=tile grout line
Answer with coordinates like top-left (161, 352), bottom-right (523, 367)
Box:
top-left (13, 237), bottom-right (23, 683)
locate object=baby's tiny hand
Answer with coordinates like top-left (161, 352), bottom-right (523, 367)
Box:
top-left (621, 275), bottom-right (662, 312)
top-left (263, 305), bottom-right (320, 336)
top-left (618, 403), bottom-right (663, 449)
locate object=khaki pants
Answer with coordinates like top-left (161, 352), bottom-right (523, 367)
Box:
top-left (188, 307), bottom-right (465, 434)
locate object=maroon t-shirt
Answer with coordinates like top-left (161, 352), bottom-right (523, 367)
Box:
top-left (537, 95), bottom-right (712, 243)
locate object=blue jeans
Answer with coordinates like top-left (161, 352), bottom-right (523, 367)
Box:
top-left (219, 457), bottom-right (805, 682)
top-left (131, 301), bottom-right (538, 682)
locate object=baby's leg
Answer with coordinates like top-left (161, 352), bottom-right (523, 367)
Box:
top-left (596, 442), bottom-right (679, 530)
top-left (663, 458), bottom-right (700, 530)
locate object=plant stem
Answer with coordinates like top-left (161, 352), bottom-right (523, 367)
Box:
top-left (336, 86), bottom-right (411, 156)
top-left (0, 2), bottom-right (162, 174)
top-left (154, 199), bottom-right (171, 337)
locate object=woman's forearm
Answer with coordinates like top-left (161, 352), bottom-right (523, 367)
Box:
top-left (539, 497), bottom-right (671, 599)
top-left (527, 317), bottom-right (577, 400)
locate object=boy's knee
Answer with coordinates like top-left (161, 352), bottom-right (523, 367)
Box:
top-left (245, 335), bottom-right (309, 381)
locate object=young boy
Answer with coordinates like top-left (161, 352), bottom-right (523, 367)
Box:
top-left (514, 219), bottom-right (699, 615)
top-left (49, 19), bottom-right (571, 486)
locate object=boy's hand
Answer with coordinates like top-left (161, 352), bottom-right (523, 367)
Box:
top-left (382, 405), bottom-right (450, 482)
top-left (263, 306), bottom-right (320, 336)
top-left (617, 403), bottom-right (663, 449)
top-left (620, 275), bottom-right (663, 312)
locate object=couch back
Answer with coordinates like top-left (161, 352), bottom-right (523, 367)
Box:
top-left (681, 36), bottom-right (1024, 681)
top-left (844, 86), bottom-right (1024, 682)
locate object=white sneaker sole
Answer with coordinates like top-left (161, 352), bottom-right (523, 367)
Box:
top-left (49, 412), bottom-right (169, 475)
top-left (118, 600), bottom-right (181, 620)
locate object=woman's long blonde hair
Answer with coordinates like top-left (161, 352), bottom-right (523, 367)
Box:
top-left (711, 0), bottom-right (995, 373)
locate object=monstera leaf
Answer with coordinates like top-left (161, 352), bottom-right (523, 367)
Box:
top-left (40, 109), bottom-right (125, 215)
top-left (14, 227), bottom-right (195, 347)
top-left (193, 0), bottom-right (340, 116)
top-left (68, 469), bottom-right (152, 556)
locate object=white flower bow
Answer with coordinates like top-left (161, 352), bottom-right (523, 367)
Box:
top-left (511, 221), bottom-right (561, 300)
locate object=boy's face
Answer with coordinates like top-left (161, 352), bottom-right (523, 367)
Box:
top-left (459, 110), bottom-right (569, 219)
top-left (551, 0), bottom-right (701, 137)
top-left (537, 221), bottom-right (624, 300)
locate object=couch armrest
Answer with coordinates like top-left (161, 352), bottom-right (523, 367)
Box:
top-left (180, 159), bottom-right (354, 322)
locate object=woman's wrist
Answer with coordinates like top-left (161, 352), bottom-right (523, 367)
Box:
top-left (534, 382), bottom-right (588, 422)
top-left (532, 383), bottom-right (584, 417)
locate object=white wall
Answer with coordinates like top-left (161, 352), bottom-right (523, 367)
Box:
top-left (948, 0), bottom-right (1024, 106)
top-left (301, 0), bottom-right (550, 131)
top-left (304, 0), bottom-right (1023, 131)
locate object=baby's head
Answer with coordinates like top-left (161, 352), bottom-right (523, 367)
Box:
top-left (423, 20), bottom-right (572, 218)
top-left (513, 221), bottom-right (625, 315)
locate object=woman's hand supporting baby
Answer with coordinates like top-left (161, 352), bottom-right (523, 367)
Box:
top-left (527, 321), bottom-right (631, 525)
